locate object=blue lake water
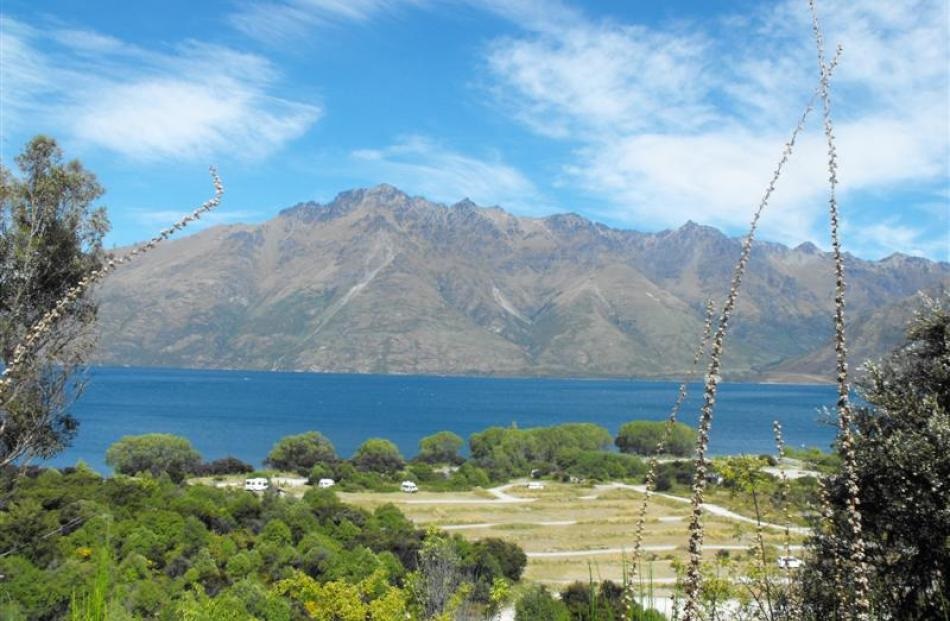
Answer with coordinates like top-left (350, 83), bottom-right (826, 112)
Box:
top-left (48, 367), bottom-right (841, 473)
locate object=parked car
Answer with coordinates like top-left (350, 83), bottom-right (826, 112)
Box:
top-left (526, 481), bottom-right (545, 490)
top-left (401, 480), bottom-right (419, 493)
top-left (317, 478), bottom-right (335, 489)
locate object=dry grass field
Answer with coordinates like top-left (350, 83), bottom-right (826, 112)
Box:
top-left (339, 481), bottom-right (805, 589)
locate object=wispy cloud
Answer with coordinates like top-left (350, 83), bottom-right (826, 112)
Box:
top-left (481, 0), bottom-right (949, 257)
top-left (485, 17), bottom-right (716, 138)
top-left (847, 218), bottom-right (949, 260)
top-left (351, 135), bottom-right (547, 211)
top-left (230, 0), bottom-right (423, 43)
top-left (131, 207), bottom-right (261, 229)
top-left (0, 17), bottom-right (321, 161)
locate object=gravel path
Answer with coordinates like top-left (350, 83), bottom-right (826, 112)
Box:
top-left (600, 483), bottom-right (811, 535)
top-left (441, 520), bottom-right (577, 530)
top-left (527, 545), bottom-right (676, 558)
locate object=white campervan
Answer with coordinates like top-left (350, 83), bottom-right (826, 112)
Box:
top-left (244, 478), bottom-right (269, 492)
top-left (318, 478), bottom-right (335, 489)
top-left (401, 481), bottom-right (419, 493)
top-left (777, 556), bottom-right (803, 569)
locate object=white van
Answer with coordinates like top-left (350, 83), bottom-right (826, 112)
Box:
top-left (526, 481), bottom-right (545, 490)
top-left (401, 481), bottom-right (419, 493)
top-left (244, 478), bottom-right (269, 492)
top-left (777, 556), bottom-right (803, 569)
top-left (318, 478), bottom-right (335, 489)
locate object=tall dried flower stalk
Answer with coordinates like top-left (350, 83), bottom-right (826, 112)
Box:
top-left (680, 53), bottom-right (840, 619)
top-left (772, 421), bottom-right (793, 562)
top-left (752, 421), bottom-right (798, 619)
top-left (750, 479), bottom-right (775, 621)
top-left (0, 167), bottom-right (223, 415)
top-left (815, 474), bottom-right (846, 618)
top-left (808, 1), bottom-right (870, 617)
top-left (771, 420), bottom-right (802, 619)
top-left (623, 300), bottom-right (715, 616)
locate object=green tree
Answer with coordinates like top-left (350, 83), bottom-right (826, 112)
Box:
top-left (352, 438), bottom-right (405, 475)
top-left (559, 580), bottom-right (629, 620)
top-left (416, 430), bottom-right (464, 465)
top-left (716, 455), bottom-right (770, 493)
top-left (265, 431), bottom-right (338, 475)
top-left (615, 420), bottom-right (695, 456)
top-left (515, 585), bottom-right (570, 621)
top-left (195, 456), bottom-right (253, 476)
top-left (0, 136), bottom-right (109, 467)
top-left (803, 295), bottom-right (950, 620)
top-left (409, 530), bottom-right (464, 619)
top-left (469, 423), bottom-right (613, 479)
top-left (473, 538), bottom-right (526, 582)
top-left (105, 433), bottom-right (201, 482)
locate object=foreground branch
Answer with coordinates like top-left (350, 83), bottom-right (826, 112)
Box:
top-left (0, 168), bottom-right (223, 464)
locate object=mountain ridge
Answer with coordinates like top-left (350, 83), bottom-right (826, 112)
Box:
top-left (93, 185), bottom-right (950, 381)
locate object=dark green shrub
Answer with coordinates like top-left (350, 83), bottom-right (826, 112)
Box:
top-left (352, 438), bottom-right (405, 474)
top-left (416, 431), bottom-right (465, 465)
top-left (105, 434), bottom-right (201, 482)
top-left (264, 432), bottom-right (337, 475)
top-left (469, 423), bottom-right (612, 479)
top-left (196, 456), bottom-right (253, 476)
top-left (516, 585), bottom-right (570, 620)
top-left (615, 420), bottom-right (695, 456)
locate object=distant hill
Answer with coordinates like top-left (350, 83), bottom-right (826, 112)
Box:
top-left (94, 185), bottom-right (949, 381)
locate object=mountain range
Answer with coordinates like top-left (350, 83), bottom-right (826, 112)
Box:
top-left (94, 185), bottom-right (949, 382)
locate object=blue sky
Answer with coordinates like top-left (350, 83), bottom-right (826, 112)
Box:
top-left (2, 0), bottom-right (948, 260)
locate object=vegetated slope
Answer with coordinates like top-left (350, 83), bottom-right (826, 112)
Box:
top-left (94, 185), bottom-right (949, 380)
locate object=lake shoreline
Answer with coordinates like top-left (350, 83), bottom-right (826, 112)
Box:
top-left (87, 363), bottom-right (833, 387)
top-left (52, 367), bottom-right (841, 473)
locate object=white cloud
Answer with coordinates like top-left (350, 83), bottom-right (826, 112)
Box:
top-left (72, 77), bottom-right (318, 160)
top-left (351, 136), bottom-right (547, 212)
top-left (0, 17), bottom-right (321, 161)
top-left (486, 21), bottom-right (716, 137)
top-left (481, 0), bottom-right (949, 257)
top-left (0, 18), bottom-right (58, 130)
top-left (847, 218), bottom-right (949, 260)
top-left (48, 28), bottom-right (128, 55)
top-left (230, 0), bottom-right (422, 43)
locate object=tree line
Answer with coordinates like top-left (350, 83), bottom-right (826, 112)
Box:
top-left (104, 418), bottom-right (698, 491)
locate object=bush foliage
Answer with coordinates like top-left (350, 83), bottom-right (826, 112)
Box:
top-left (104, 433), bottom-right (201, 483)
top-left (802, 295), bottom-right (950, 620)
top-left (615, 420), bottom-right (695, 456)
top-left (0, 466), bottom-right (527, 620)
top-left (264, 431), bottom-right (338, 476)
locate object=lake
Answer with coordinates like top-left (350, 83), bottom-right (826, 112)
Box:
top-left (48, 367), bottom-right (841, 473)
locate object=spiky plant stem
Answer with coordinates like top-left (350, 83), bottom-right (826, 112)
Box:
top-left (751, 487), bottom-right (776, 621)
top-left (808, 1), bottom-right (870, 617)
top-left (679, 55), bottom-right (840, 619)
top-left (623, 300), bottom-right (715, 617)
top-left (816, 475), bottom-right (846, 618)
top-left (0, 168), bottom-right (223, 415)
top-left (772, 422), bottom-right (793, 562)
top-left (771, 421), bottom-right (799, 618)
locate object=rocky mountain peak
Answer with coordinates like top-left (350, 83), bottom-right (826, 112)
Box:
top-left (674, 219), bottom-right (724, 240)
top-left (277, 200), bottom-right (321, 218)
top-left (879, 252), bottom-right (938, 270)
top-left (364, 183), bottom-right (409, 202)
top-left (452, 198), bottom-right (479, 211)
top-left (794, 241), bottom-right (821, 254)
top-left (94, 185), bottom-right (950, 381)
